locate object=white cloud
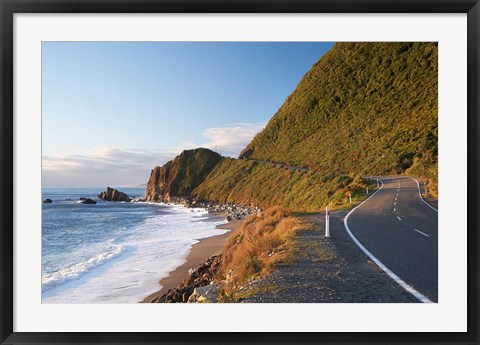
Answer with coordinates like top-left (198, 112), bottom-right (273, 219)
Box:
top-left (42, 147), bottom-right (180, 188)
top-left (198, 122), bottom-right (266, 157)
top-left (43, 122), bottom-right (266, 187)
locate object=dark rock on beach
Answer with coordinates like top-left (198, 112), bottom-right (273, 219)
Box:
top-left (98, 187), bottom-right (131, 202)
top-left (43, 198), bottom-right (52, 204)
top-left (149, 255), bottom-right (222, 303)
top-left (80, 198), bottom-right (97, 204)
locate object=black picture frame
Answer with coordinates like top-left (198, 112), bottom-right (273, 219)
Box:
top-left (1, 0), bottom-right (479, 344)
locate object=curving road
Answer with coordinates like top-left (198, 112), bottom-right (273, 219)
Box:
top-left (344, 176), bottom-right (438, 302)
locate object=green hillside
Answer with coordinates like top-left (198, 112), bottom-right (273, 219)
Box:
top-left (193, 158), bottom-right (372, 212)
top-left (192, 42), bottom-right (437, 211)
top-left (240, 42), bottom-right (438, 194)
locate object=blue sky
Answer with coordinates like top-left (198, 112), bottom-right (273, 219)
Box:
top-left (42, 42), bottom-right (334, 188)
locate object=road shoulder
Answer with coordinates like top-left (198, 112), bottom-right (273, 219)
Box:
top-left (241, 212), bottom-right (419, 303)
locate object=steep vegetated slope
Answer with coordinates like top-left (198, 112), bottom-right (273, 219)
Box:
top-left (193, 42), bottom-right (438, 209)
top-left (240, 42), bottom-right (438, 194)
top-left (146, 42), bottom-right (438, 211)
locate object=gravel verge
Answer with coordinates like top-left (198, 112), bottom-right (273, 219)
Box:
top-left (242, 211), bottom-right (419, 303)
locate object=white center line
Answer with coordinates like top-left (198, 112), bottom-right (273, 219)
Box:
top-left (396, 216), bottom-right (402, 221)
top-left (394, 208), bottom-right (396, 212)
top-left (394, 202), bottom-right (396, 205)
top-left (413, 229), bottom-right (430, 237)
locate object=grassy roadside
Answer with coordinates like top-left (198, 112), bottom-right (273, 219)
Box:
top-left (323, 177), bottom-right (380, 211)
top-left (406, 174), bottom-right (438, 208)
top-left (215, 206), bottom-right (310, 302)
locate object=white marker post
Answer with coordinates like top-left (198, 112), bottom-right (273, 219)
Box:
top-left (366, 186), bottom-right (369, 195)
top-left (377, 179), bottom-right (380, 189)
top-left (325, 206), bottom-right (330, 237)
top-left (349, 194), bottom-right (352, 204)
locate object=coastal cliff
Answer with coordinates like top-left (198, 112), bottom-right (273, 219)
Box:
top-left (145, 148), bottom-right (223, 202)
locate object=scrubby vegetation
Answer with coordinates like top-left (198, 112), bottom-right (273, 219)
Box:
top-left (216, 206), bottom-right (306, 301)
top-left (240, 42), bottom-right (438, 195)
top-left (193, 158), bottom-right (374, 212)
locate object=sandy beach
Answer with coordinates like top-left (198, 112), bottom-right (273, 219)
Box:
top-left (142, 218), bottom-right (242, 302)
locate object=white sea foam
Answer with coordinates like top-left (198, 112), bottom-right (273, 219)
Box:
top-left (42, 204), bottom-right (228, 303)
top-left (42, 245), bottom-right (125, 288)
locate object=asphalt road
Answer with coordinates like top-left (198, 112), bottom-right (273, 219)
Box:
top-left (345, 176), bottom-right (438, 302)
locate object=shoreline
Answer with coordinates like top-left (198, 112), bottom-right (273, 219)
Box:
top-left (141, 217), bottom-right (242, 303)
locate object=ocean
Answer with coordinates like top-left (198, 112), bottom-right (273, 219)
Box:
top-left (41, 188), bottom-right (228, 303)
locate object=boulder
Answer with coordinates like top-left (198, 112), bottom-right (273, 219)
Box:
top-left (81, 198), bottom-right (97, 204)
top-left (98, 187), bottom-right (131, 202)
top-left (187, 284), bottom-right (218, 303)
top-left (43, 198), bottom-right (52, 204)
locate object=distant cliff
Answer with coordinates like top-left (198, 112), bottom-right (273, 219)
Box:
top-left (145, 148), bottom-right (223, 202)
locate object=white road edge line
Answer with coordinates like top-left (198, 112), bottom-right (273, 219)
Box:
top-left (409, 176), bottom-right (438, 212)
top-left (343, 178), bottom-right (433, 303)
top-left (414, 229), bottom-right (430, 237)
top-left (397, 216), bottom-right (402, 221)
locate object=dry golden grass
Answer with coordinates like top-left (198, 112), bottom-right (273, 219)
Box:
top-left (218, 206), bottom-right (304, 287)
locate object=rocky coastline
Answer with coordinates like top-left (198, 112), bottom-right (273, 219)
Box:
top-left (190, 200), bottom-right (261, 221)
top-left (161, 196), bottom-right (261, 221)
top-left (149, 255), bottom-right (222, 303)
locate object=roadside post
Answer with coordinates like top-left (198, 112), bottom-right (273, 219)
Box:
top-left (349, 194), bottom-right (352, 203)
top-left (325, 206), bottom-right (330, 237)
top-left (366, 186), bottom-right (369, 195)
top-left (377, 179), bottom-right (380, 189)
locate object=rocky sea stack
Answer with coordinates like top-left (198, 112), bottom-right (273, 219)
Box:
top-left (145, 148), bottom-right (223, 203)
top-left (98, 187), bottom-right (131, 202)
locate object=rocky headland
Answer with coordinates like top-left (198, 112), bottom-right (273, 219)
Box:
top-left (145, 148), bottom-right (223, 203)
top-left (144, 148), bottom-right (261, 220)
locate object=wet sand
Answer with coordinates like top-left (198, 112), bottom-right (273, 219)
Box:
top-left (142, 218), bottom-right (242, 302)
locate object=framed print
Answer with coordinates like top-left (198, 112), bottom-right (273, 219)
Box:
top-left (1, 0), bottom-right (479, 344)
